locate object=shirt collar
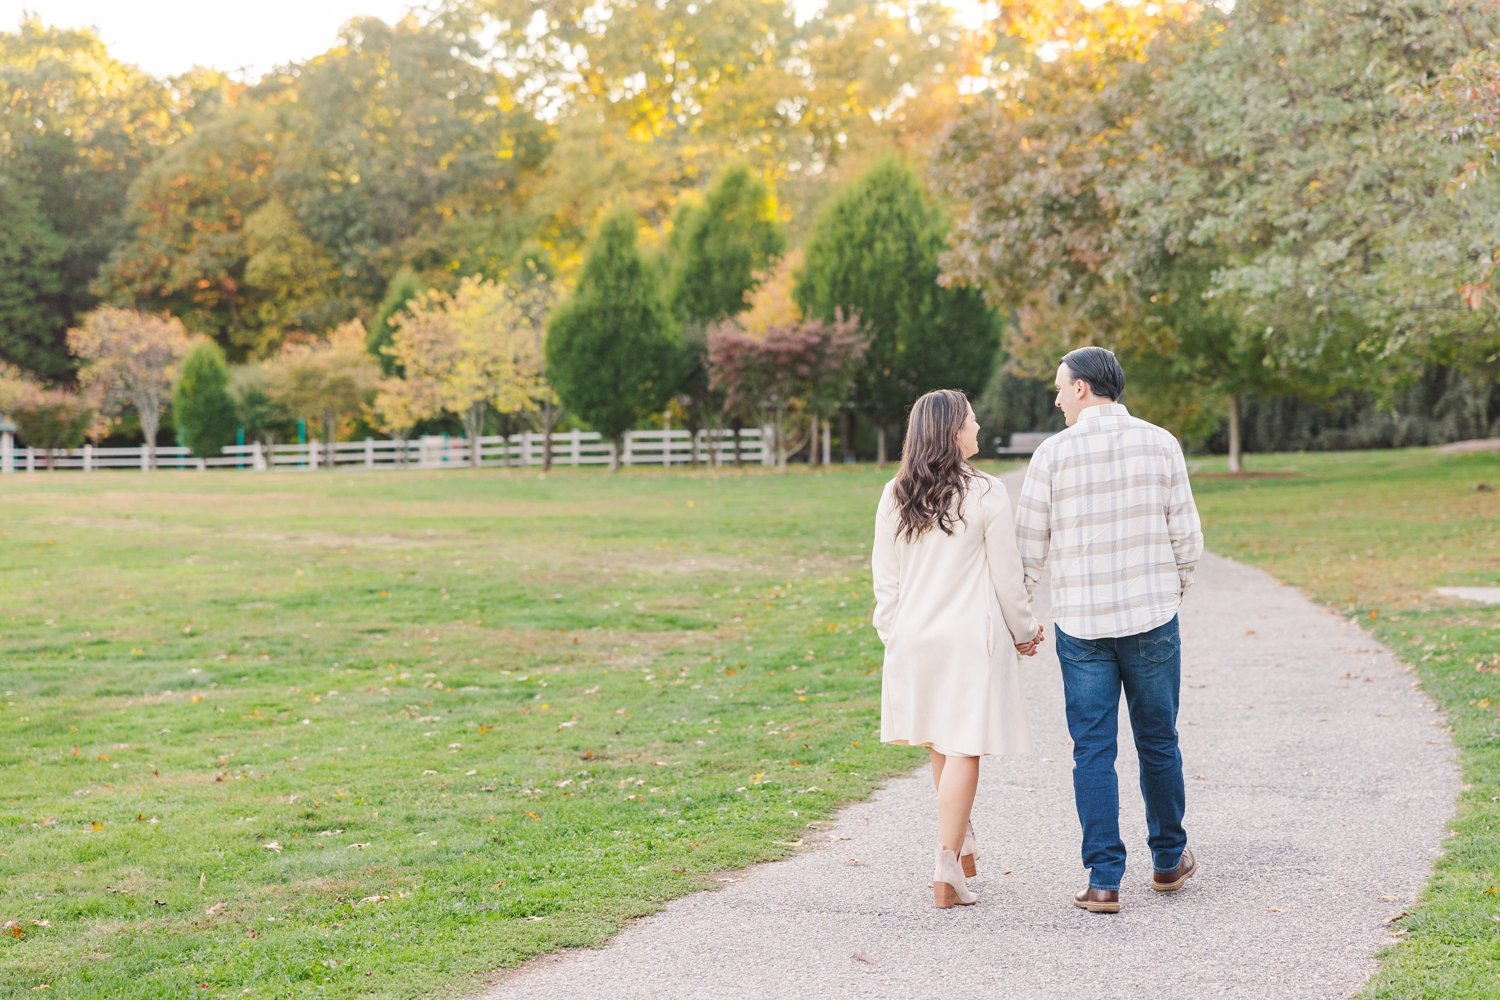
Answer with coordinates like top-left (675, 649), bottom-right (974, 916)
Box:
top-left (1076, 402), bottom-right (1129, 424)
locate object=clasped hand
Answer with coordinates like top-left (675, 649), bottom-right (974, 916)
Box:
top-left (1015, 625), bottom-right (1046, 657)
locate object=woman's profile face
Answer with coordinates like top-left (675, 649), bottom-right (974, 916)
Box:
top-left (956, 402), bottom-right (980, 460)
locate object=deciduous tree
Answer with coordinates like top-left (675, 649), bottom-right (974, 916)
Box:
top-left (382, 275), bottom-right (552, 466)
top-left (66, 307), bottom-right (192, 467)
top-left (263, 321), bottom-right (380, 465)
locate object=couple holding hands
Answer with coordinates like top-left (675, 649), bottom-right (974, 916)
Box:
top-left (872, 347), bottom-right (1205, 911)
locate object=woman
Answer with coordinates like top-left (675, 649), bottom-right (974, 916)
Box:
top-left (872, 389), bottom-right (1044, 908)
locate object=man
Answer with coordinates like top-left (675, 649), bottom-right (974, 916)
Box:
top-left (1015, 346), bottom-right (1204, 914)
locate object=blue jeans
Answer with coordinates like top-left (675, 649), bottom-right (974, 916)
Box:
top-left (1056, 616), bottom-right (1187, 891)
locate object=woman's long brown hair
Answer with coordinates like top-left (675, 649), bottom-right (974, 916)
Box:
top-left (892, 389), bottom-right (979, 542)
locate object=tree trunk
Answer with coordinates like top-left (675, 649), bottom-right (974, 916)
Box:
top-left (323, 411), bottom-right (337, 468)
top-left (540, 403), bottom-right (556, 473)
top-left (807, 414), bottom-right (819, 467)
top-left (1226, 394), bottom-right (1243, 475)
top-left (774, 409), bottom-right (788, 472)
top-left (876, 425), bottom-right (888, 466)
top-left (140, 417), bottom-right (158, 471)
top-left (465, 403), bottom-right (485, 468)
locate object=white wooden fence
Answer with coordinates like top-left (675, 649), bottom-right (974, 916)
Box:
top-left (0, 428), bottom-right (770, 474)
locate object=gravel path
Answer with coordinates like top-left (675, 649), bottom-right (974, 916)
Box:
top-left (476, 475), bottom-right (1459, 1000)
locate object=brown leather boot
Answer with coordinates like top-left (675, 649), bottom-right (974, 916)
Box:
top-left (1151, 847), bottom-right (1197, 892)
top-left (1073, 886), bottom-right (1121, 913)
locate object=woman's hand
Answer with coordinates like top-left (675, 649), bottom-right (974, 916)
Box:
top-left (1015, 625), bottom-right (1046, 657)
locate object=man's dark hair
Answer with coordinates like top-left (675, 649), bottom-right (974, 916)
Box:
top-left (1060, 346), bottom-right (1124, 401)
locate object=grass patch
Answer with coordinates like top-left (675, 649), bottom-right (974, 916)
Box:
top-left (1, 463), bottom-right (1021, 998)
top-left (1191, 447), bottom-right (1500, 999)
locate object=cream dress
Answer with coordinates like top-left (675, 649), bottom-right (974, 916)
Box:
top-left (872, 472), bottom-right (1039, 757)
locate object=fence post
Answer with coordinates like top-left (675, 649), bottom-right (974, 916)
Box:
top-left (570, 429), bottom-right (582, 466)
top-left (521, 431), bottom-right (532, 467)
top-left (309, 439), bottom-right (320, 470)
top-left (0, 431), bottom-right (11, 474)
top-left (252, 442), bottom-right (265, 471)
top-left (622, 432), bottom-right (633, 468)
top-left (365, 438), bottom-right (374, 468)
top-left (26, 446), bottom-right (35, 472)
top-left (140, 444), bottom-right (149, 471)
top-left (83, 443), bottom-right (93, 472)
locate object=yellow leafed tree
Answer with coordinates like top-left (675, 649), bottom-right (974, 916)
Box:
top-left (383, 275), bottom-right (552, 467)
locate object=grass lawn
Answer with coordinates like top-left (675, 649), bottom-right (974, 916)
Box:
top-left (0, 462), bottom-right (950, 999)
top-left (2, 447), bottom-right (1495, 998)
top-left (1190, 447), bottom-right (1500, 999)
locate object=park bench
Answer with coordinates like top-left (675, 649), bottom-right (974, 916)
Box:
top-left (993, 431), bottom-right (1055, 457)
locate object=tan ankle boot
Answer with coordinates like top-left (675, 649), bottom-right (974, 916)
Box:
top-left (961, 822), bottom-right (980, 877)
top-left (933, 847), bottom-right (977, 908)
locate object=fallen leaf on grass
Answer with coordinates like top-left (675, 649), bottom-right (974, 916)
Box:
top-left (350, 843), bottom-right (371, 850)
top-left (525, 812), bottom-right (540, 822)
top-left (4, 921), bottom-right (24, 939)
top-left (358, 895), bottom-right (388, 904)
top-left (262, 841), bottom-right (283, 853)
top-left (205, 902), bottom-right (227, 917)
top-left (1382, 911), bottom-right (1410, 926)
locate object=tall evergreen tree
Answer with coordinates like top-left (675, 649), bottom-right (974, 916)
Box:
top-left (667, 164), bottom-right (784, 324)
top-left (795, 158), bottom-right (998, 461)
top-left (172, 340), bottom-right (238, 458)
top-left (663, 165), bottom-right (785, 457)
top-left (367, 267), bottom-right (425, 375)
top-left (546, 209), bottom-right (680, 469)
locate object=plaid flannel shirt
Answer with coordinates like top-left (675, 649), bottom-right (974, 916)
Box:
top-left (1015, 403), bottom-right (1203, 640)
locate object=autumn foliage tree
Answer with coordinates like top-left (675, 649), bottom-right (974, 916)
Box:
top-left (707, 310), bottom-right (867, 470)
top-left (0, 365), bottom-right (95, 467)
top-left (379, 274), bottom-right (552, 467)
top-left (67, 307), bottom-right (192, 467)
top-left (263, 321), bottom-right (381, 466)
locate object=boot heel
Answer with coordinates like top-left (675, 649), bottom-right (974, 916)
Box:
top-left (931, 847), bottom-right (977, 908)
top-left (960, 853), bottom-right (976, 878)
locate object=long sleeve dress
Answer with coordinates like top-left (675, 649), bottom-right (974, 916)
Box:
top-left (872, 472), bottom-right (1040, 757)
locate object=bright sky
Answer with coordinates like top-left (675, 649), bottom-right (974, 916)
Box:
top-left (3, 1), bottom-right (997, 81)
top-left (1, 1), bottom-right (425, 79)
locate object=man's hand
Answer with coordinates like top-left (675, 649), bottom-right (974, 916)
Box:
top-left (1015, 625), bottom-right (1046, 657)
